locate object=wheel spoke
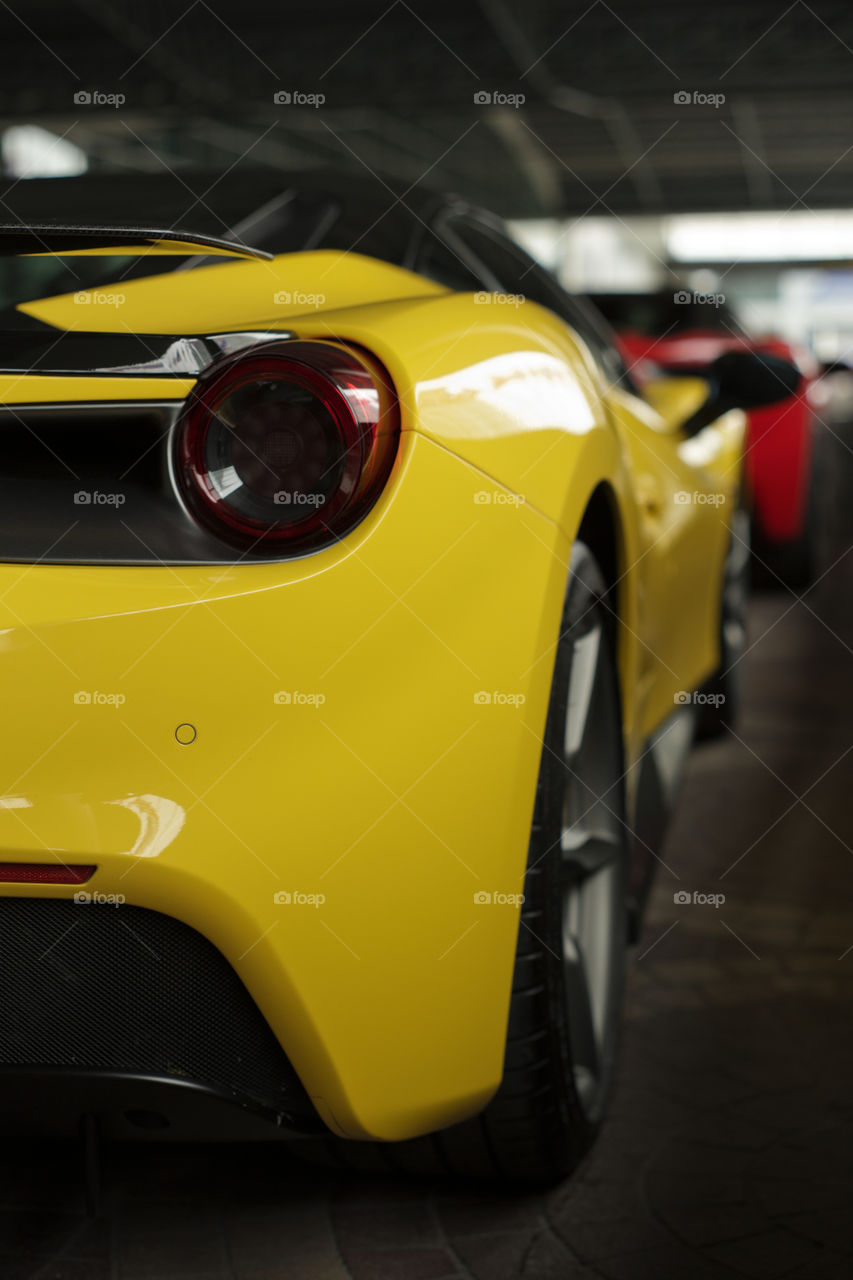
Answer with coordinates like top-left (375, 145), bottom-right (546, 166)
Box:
top-left (564, 625), bottom-right (601, 758)
top-left (561, 826), bottom-right (621, 876)
top-left (562, 932), bottom-right (600, 1079)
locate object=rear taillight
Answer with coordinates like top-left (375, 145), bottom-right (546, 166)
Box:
top-left (174, 340), bottom-right (399, 553)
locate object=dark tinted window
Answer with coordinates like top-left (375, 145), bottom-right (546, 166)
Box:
top-left (412, 233), bottom-right (483, 291)
top-left (440, 217), bottom-right (527, 292)
top-left (441, 214), bottom-right (632, 387)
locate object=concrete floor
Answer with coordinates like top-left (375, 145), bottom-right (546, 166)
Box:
top-left (3, 426), bottom-right (852, 1279)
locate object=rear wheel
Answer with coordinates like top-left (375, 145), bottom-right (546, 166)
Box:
top-left (298, 544), bottom-right (629, 1181)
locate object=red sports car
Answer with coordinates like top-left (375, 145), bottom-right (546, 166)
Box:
top-left (587, 290), bottom-right (820, 587)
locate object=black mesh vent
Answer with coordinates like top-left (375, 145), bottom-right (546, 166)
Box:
top-left (0, 401), bottom-right (307, 567)
top-left (0, 403), bottom-right (248, 565)
top-left (0, 898), bottom-right (315, 1122)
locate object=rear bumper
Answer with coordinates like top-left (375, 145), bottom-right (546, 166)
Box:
top-left (0, 896), bottom-right (319, 1136)
top-left (0, 428), bottom-right (572, 1141)
top-left (0, 1070), bottom-right (319, 1141)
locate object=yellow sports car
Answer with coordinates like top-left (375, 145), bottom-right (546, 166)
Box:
top-left (0, 176), bottom-right (798, 1180)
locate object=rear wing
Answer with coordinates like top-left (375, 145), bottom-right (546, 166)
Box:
top-left (0, 224), bottom-right (272, 260)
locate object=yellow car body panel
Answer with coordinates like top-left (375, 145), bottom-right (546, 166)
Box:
top-left (18, 250), bottom-right (448, 333)
top-left (0, 375), bottom-right (195, 404)
top-left (0, 250), bottom-right (745, 1140)
top-left (0, 430), bottom-right (571, 1139)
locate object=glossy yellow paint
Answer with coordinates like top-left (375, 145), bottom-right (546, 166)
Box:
top-left (642, 375), bottom-right (710, 429)
top-left (0, 375), bottom-right (194, 404)
top-left (606, 388), bottom-right (745, 738)
top-left (18, 251), bottom-right (447, 333)
top-left (0, 430), bottom-right (571, 1139)
top-left (0, 250), bottom-right (745, 1139)
top-left (292, 296), bottom-right (742, 750)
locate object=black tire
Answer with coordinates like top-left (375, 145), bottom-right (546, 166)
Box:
top-left (761, 532), bottom-right (813, 593)
top-left (697, 509), bottom-right (750, 739)
top-left (296, 544), bottom-right (629, 1181)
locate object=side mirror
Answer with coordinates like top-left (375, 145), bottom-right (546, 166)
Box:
top-left (683, 350), bottom-right (801, 435)
top-left (710, 350), bottom-right (801, 409)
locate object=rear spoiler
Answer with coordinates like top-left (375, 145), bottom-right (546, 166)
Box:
top-left (0, 224), bottom-right (272, 261)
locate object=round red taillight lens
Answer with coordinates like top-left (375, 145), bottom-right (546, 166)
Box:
top-left (175, 341), bottom-right (399, 552)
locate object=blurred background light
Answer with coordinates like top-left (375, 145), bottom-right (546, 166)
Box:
top-left (2, 126), bottom-right (87, 179)
top-left (666, 210), bottom-right (853, 263)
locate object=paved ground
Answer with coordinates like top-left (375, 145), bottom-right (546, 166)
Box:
top-left (3, 423), bottom-right (852, 1279)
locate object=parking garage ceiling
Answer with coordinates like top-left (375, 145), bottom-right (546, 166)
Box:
top-left (1, 0), bottom-right (852, 218)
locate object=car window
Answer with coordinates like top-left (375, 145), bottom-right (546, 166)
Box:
top-left (439, 213), bottom-right (634, 390)
top-left (411, 232), bottom-right (484, 291)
